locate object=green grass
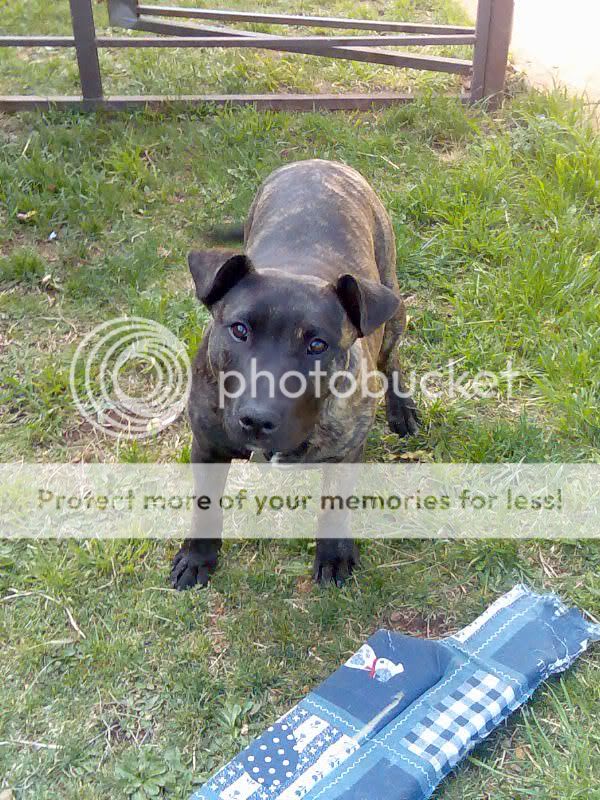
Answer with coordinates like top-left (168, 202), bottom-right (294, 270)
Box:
top-left (2, 1), bottom-right (600, 798)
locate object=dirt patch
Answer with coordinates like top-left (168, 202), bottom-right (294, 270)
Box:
top-left (63, 419), bottom-right (97, 446)
top-left (91, 698), bottom-right (155, 747)
top-left (0, 230), bottom-right (61, 262)
top-left (385, 607), bottom-right (453, 638)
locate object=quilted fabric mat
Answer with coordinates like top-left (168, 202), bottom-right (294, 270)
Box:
top-left (191, 585), bottom-right (600, 800)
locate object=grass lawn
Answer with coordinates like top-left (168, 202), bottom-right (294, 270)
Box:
top-left (1, 1), bottom-right (600, 799)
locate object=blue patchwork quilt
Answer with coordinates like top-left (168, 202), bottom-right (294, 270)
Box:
top-left (191, 585), bottom-right (600, 800)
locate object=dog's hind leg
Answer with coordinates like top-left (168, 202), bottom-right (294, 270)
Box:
top-left (372, 210), bottom-right (419, 437)
top-left (378, 309), bottom-right (419, 437)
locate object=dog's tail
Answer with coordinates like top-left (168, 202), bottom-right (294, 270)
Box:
top-left (206, 222), bottom-right (245, 244)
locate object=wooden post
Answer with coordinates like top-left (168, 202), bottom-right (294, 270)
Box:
top-left (69, 0), bottom-right (103, 101)
top-left (471, 0), bottom-right (514, 105)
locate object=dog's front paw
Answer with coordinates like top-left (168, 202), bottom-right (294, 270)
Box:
top-left (313, 539), bottom-right (359, 588)
top-left (387, 393), bottom-right (420, 438)
top-left (171, 546), bottom-right (218, 590)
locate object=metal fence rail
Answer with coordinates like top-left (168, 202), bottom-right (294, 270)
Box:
top-left (0, 0), bottom-right (514, 111)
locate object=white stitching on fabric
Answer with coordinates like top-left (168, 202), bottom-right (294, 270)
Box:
top-left (378, 660), bottom-right (468, 741)
top-left (487, 664), bottom-right (524, 690)
top-left (449, 640), bottom-right (523, 690)
top-left (471, 596), bottom-right (543, 657)
top-left (309, 744), bottom-right (375, 800)
top-left (303, 698), bottom-right (361, 734)
top-left (300, 592), bottom-right (549, 800)
top-left (308, 736), bottom-right (436, 798)
top-left (376, 740), bottom-right (434, 788)
top-left (449, 585), bottom-right (530, 644)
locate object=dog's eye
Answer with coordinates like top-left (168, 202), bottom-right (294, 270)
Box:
top-left (230, 322), bottom-right (248, 342)
top-left (308, 338), bottom-right (328, 355)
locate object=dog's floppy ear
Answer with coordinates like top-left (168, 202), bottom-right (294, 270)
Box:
top-left (188, 251), bottom-right (254, 308)
top-left (334, 274), bottom-right (400, 337)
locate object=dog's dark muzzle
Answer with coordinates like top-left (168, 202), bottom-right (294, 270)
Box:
top-left (238, 403), bottom-right (282, 443)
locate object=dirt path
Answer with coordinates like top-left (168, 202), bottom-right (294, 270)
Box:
top-left (461, 0), bottom-right (600, 101)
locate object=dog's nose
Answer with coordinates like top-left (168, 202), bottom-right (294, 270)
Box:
top-left (238, 406), bottom-right (281, 438)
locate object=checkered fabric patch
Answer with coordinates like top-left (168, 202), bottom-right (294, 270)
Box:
top-left (402, 671), bottom-right (517, 774)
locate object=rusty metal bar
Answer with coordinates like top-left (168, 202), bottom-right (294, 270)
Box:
top-left (133, 18), bottom-right (240, 37)
top-left (69, 0), bottom-right (103, 100)
top-left (0, 36), bottom-right (76, 47)
top-left (0, 92), bottom-right (474, 113)
top-left (0, 29), bottom-right (473, 76)
top-left (137, 5), bottom-right (475, 34)
top-left (133, 16), bottom-right (473, 73)
top-left (96, 33), bottom-right (476, 48)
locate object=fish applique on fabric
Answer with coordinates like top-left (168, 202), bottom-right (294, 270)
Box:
top-left (344, 644), bottom-right (405, 683)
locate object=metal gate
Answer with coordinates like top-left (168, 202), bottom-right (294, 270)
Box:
top-left (0, 0), bottom-right (514, 111)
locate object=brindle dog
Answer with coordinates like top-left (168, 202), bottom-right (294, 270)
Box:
top-left (171, 159), bottom-right (418, 590)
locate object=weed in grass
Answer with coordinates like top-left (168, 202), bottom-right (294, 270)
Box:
top-left (114, 747), bottom-right (193, 800)
top-left (0, 247), bottom-right (46, 286)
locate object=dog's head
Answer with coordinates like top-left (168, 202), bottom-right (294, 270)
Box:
top-left (189, 250), bottom-right (400, 455)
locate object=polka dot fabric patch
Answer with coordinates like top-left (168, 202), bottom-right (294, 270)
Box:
top-left (245, 717), bottom-right (301, 787)
top-left (204, 706), bottom-right (358, 800)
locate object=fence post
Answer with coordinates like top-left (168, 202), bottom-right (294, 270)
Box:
top-left (69, 0), bottom-right (103, 102)
top-left (471, 0), bottom-right (514, 105)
